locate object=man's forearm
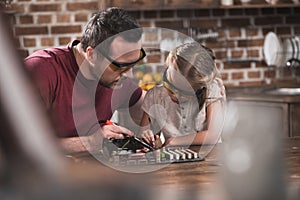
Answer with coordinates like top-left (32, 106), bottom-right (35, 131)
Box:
top-left (59, 132), bottom-right (103, 154)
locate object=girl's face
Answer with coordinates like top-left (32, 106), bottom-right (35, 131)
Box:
top-left (162, 66), bottom-right (197, 104)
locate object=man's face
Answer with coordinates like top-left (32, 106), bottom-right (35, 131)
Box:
top-left (95, 36), bottom-right (143, 89)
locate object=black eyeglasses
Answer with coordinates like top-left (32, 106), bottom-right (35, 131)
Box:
top-left (99, 48), bottom-right (146, 69)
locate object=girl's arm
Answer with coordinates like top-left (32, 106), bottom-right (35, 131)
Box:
top-left (164, 99), bottom-right (224, 146)
top-left (138, 111), bottom-right (157, 147)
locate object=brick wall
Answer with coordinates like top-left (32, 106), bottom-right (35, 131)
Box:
top-left (8, 0), bottom-right (300, 86)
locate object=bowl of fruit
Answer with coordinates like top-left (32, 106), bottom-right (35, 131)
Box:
top-left (133, 65), bottom-right (163, 91)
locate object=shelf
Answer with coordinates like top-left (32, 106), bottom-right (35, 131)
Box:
top-left (219, 3), bottom-right (300, 9)
top-left (104, 0), bottom-right (300, 11)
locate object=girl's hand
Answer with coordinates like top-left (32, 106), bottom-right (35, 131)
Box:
top-left (140, 129), bottom-right (155, 147)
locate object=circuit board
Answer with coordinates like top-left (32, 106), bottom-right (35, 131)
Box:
top-left (101, 138), bottom-right (204, 166)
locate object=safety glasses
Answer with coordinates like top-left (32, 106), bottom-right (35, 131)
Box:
top-left (100, 48), bottom-right (146, 71)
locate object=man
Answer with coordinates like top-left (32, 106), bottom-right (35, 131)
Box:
top-left (24, 7), bottom-right (145, 153)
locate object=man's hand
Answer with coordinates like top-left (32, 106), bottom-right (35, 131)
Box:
top-left (101, 124), bottom-right (134, 139)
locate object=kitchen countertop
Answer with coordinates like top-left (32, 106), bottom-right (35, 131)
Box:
top-left (226, 85), bottom-right (300, 103)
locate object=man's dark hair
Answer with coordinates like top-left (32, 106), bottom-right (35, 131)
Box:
top-left (81, 7), bottom-right (142, 53)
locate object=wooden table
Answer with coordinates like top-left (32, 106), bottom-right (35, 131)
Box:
top-left (65, 138), bottom-right (300, 199)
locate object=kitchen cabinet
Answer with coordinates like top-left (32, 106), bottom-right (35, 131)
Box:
top-left (227, 86), bottom-right (300, 138)
top-left (290, 103), bottom-right (300, 137)
top-left (227, 100), bottom-right (290, 137)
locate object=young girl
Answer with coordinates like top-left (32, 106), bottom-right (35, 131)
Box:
top-left (139, 42), bottom-right (225, 148)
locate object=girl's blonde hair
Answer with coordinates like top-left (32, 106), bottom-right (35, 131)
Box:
top-left (166, 42), bottom-right (218, 109)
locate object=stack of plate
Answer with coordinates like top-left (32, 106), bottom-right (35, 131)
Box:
top-left (282, 36), bottom-right (300, 67)
top-left (263, 32), bottom-right (300, 67)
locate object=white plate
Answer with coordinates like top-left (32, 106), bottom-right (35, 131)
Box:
top-left (293, 36), bottom-right (300, 60)
top-left (282, 38), bottom-right (293, 66)
top-left (263, 32), bottom-right (282, 66)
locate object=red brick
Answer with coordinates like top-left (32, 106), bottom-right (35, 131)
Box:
top-left (159, 10), bottom-right (175, 18)
top-left (216, 29), bottom-right (226, 38)
top-left (155, 20), bottom-right (183, 29)
top-left (239, 80), bottom-right (266, 86)
top-left (254, 16), bottom-right (283, 26)
top-left (15, 26), bottom-right (48, 36)
top-left (248, 71), bottom-right (260, 78)
top-left (23, 38), bottom-right (36, 47)
top-left (245, 8), bottom-right (259, 16)
top-left (261, 8), bottom-right (275, 15)
top-left (228, 9), bottom-right (244, 16)
top-left (262, 28), bottom-right (275, 35)
top-left (194, 9), bottom-right (210, 17)
top-left (270, 79), bottom-right (298, 85)
top-left (177, 9), bottom-right (194, 18)
top-left (212, 9), bottom-right (225, 16)
top-left (9, 4), bottom-right (25, 13)
top-left (232, 50), bottom-right (243, 58)
top-left (277, 26), bottom-right (292, 35)
top-left (206, 40), bottom-right (235, 49)
top-left (247, 49), bottom-right (260, 57)
top-left (144, 31), bottom-right (158, 42)
top-left (295, 26), bottom-right (300, 35)
top-left (139, 20), bottom-right (151, 27)
top-left (59, 37), bottom-right (71, 45)
top-left (41, 37), bottom-right (54, 46)
top-left (144, 11), bottom-right (158, 19)
top-left (37, 15), bottom-right (52, 24)
top-left (232, 72), bottom-right (244, 80)
top-left (215, 51), bottom-right (227, 60)
top-left (51, 25), bottom-right (81, 34)
top-left (246, 28), bottom-right (259, 37)
top-left (221, 72), bottom-right (229, 81)
top-left (66, 2), bottom-right (98, 11)
top-left (255, 61), bottom-right (268, 68)
top-left (221, 18), bottom-right (250, 27)
top-left (276, 8), bottom-right (292, 14)
top-left (75, 13), bottom-right (88, 22)
top-left (264, 70), bottom-right (276, 78)
top-left (56, 14), bottom-right (70, 23)
top-left (190, 19), bottom-right (218, 28)
top-left (161, 31), bottom-right (175, 40)
top-left (237, 39), bottom-right (264, 48)
top-left (19, 15), bottom-right (33, 24)
top-left (224, 61), bottom-right (251, 69)
top-left (229, 28), bottom-right (241, 38)
top-left (147, 54), bottom-right (161, 63)
top-left (29, 4), bottom-right (61, 12)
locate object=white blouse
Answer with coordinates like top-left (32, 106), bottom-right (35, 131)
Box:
top-left (141, 79), bottom-right (223, 138)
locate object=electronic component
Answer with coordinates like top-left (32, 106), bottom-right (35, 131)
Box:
top-left (101, 138), bottom-right (204, 166)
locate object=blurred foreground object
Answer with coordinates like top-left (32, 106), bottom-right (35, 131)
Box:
top-left (0, 11), bottom-right (150, 200)
top-left (220, 101), bottom-right (286, 200)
